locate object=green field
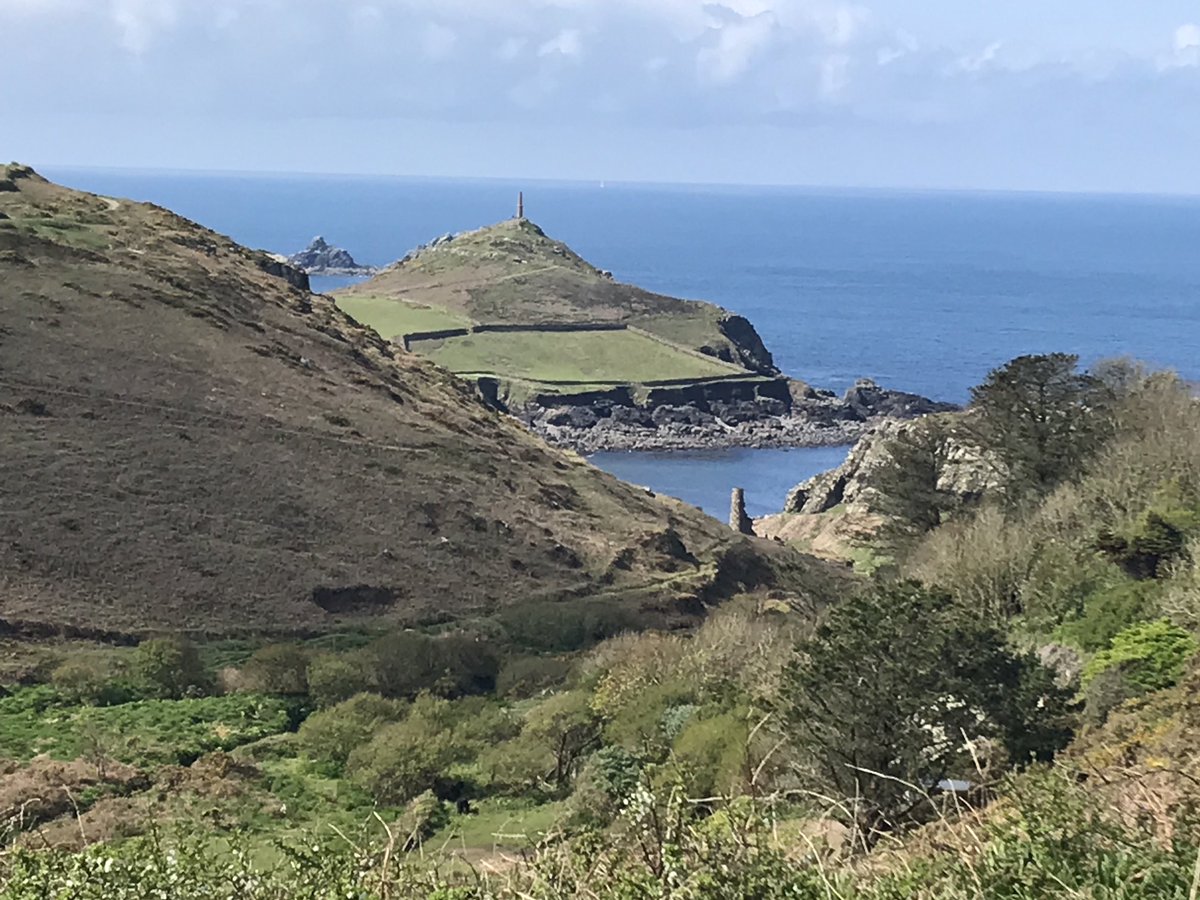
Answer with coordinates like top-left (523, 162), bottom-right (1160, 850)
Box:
top-left (413, 328), bottom-right (743, 383)
top-left (335, 295), bottom-right (470, 340)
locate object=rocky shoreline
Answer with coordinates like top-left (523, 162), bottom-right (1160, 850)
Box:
top-left (518, 378), bottom-right (958, 453)
top-left (530, 415), bottom-right (872, 452)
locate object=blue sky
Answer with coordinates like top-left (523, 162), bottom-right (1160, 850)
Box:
top-left (4, 0), bottom-right (1200, 192)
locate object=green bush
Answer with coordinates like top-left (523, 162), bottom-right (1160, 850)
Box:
top-left (779, 581), bottom-right (1073, 844)
top-left (49, 651), bottom-right (142, 706)
top-left (306, 653), bottom-right (374, 708)
top-left (132, 637), bottom-right (208, 699)
top-left (297, 692), bottom-right (407, 773)
top-left (346, 694), bottom-right (515, 805)
top-left (360, 631), bottom-right (500, 699)
top-left (238, 643), bottom-right (311, 696)
top-left (668, 711), bottom-right (749, 799)
top-left (479, 691), bottom-right (598, 795)
top-left (1098, 501), bottom-right (1200, 580)
top-left (495, 655), bottom-right (574, 698)
top-left (1082, 619), bottom-right (1198, 694)
top-left (1059, 579), bottom-right (1155, 651)
top-left (498, 599), bottom-right (641, 653)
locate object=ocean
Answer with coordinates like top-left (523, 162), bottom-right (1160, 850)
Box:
top-left (43, 168), bottom-right (1200, 518)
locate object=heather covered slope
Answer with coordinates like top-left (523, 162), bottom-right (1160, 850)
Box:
top-left (0, 166), bottom-right (831, 636)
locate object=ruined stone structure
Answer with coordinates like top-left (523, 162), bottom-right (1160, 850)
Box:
top-left (517, 191), bottom-right (525, 220)
top-left (729, 487), bottom-right (755, 535)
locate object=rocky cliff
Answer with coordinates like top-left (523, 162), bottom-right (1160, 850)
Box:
top-left (756, 414), bottom-right (995, 552)
top-left (288, 236), bottom-right (374, 275)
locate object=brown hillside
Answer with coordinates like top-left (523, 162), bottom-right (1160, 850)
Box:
top-left (0, 166), bottom-right (837, 637)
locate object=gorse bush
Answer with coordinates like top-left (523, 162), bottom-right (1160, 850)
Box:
top-left (1082, 619), bottom-right (1198, 694)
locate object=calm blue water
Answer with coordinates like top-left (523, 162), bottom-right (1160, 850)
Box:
top-left (592, 447), bottom-right (850, 519)
top-left (42, 168), bottom-right (1200, 517)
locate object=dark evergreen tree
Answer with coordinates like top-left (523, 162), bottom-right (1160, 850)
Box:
top-left (966, 353), bottom-right (1113, 499)
top-left (778, 582), bottom-right (1073, 846)
top-left (872, 416), bottom-right (959, 536)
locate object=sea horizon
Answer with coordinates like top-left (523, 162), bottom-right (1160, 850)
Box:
top-left (37, 162), bottom-right (1200, 204)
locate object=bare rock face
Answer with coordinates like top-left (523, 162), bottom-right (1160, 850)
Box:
top-left (783, 416), bottom-right (996, 518)
top-left (287, 236), bottom-right (374, 275)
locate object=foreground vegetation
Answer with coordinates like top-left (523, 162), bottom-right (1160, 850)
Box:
top-left (4, 353), bottom-right (1200, 895)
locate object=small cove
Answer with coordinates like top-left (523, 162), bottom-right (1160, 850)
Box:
top-left (589, 445), bottom-right (851, 520)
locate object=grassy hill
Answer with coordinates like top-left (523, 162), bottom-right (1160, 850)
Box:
top-left (335, 218), bottom-right (779, 379)
top-left (0, 165), bottom-right (837, 638)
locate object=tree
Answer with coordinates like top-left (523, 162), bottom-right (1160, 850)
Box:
top-left (298, 692), bottom-right (407, 773)
top-left (239, 644), bottom-right (310, 696)
top-left (966, 353), bottom-right (1114, 499)
top-left (132, 637), bottom-right (207, 699)
top-left (346, 694), bottom-right (516, 804)
top-left (306, 654), bottom-right (374, 708)
top-left (872, 416), bottom-right (960, 535)
top-left (778, 582), bottom-right (1072, 846)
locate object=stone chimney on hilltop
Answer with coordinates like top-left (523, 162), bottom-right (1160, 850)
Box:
top-left (730, 487), bottom-right (755, 536)
top-left (517, 191), bottom-right (525, 220)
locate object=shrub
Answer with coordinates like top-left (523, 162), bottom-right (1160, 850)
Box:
top-left (498, 599), bottom-right (641, 653)
top-left (298, 692), bottom-right (407, 773)
top-left (306, 653), bottom-right (374, 708)
top-left (495, 655), bottom-right (574, 699)
top-left (131, 637), bottom-right (207, 699)
top-left (669, 711), bottom-right (749, 799)
top-left (1082, 619), bottom-right (1198, 694)
top-left (483, 691), bottom-right (599, 793)
top-left (562, 745), bottom-right (643, 830)
top-left (346, 694), bottom-right (514, 805)
top-left (237, 644), bottom-right (310, 696)
top-left (1098, 502), bottom-right (1200, 580)
top-left (361, 631), bottom-right (500, 699)
top-left (50, 651), bottom-right (141, 706)
top-left (1059, 580), bottom-right (1154, 652)
top-left (779, 581), bottom-right (1072, 844)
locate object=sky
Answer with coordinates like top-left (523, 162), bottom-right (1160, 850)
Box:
top-left (3, 0), bottom-right (1200, 192)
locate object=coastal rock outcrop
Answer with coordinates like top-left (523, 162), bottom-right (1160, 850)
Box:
top-left (755, 414), bottom-right (996, 553)
top-left (782, 416), bottom-right (994, 517)
top-left (520, 378), bottom-right (958, 453)
top-left (287, 236), bottom-right (375, 275)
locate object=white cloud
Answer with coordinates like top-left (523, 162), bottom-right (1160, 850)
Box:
top-left (110, 0), bottom-right (179, 54)
top-left (1175, 23), bottom-right (1200, 51)
top-left (538, 28), bottom-right (582, 58)
top-left (697, 12), bottom-right (777, 83)
top-left (1167, 22), bottom-right (1200, 67)
top-left (819, 52), bottom-right (851, 99)
top-left (956, 40), bottom-right (1002, 73)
